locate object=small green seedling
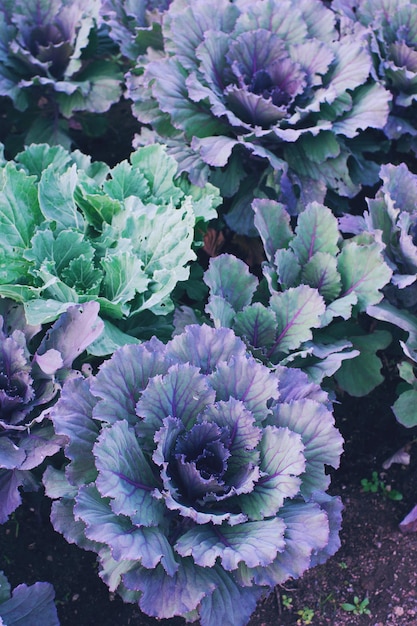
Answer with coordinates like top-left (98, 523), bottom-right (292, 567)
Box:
top-left (341, 596), bottom-right (371, 616)
top-left (338, 561), bottom-right (348, 569)
top-left (281, 594), bottom-right (293, 610)
top-left (296, 607), bottom-right (315, 625)
top-left (360, 471), bottom-right (403, 501)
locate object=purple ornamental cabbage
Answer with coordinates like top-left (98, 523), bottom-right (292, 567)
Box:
top-left (44, 324), bottom-right (343, 626)
top-left (0, 0), bottom-right (123, 151)
top-left (100, 0), bottom-right (172, 60)
top-left (333, 0), bottom-right (417, 156)
top-left (128, 0), bottom-right (391, 230)
top-left (0, 571), bottom-right (59, 626)
top-left (0, 298), bottom-right (103, 523)
top-left (339, 163), bottom-right (417, 312)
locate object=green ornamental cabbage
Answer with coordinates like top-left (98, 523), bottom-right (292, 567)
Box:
top-left (0, 142), bottom-right (221, 354)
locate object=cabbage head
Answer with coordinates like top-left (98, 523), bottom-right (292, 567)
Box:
top-left (0, 0), bottom-right (123, 151)
top-left (0, 298), bottom-right (103, 523)
top-left (333, 0), bottom-right (417, 156)
top-left (44, 324), bottom-right (343, 626)
top-left (128, 0), bottom-right (391, 229)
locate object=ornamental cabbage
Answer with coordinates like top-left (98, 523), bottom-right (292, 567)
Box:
top-left (340, 163), bottom-right (417, 311)
top-left (333, 0), bottom-right (417, 156)
top-left (100, 0), bottom-right (172, 61)
top-left (128, 0), bottom-right (391, 231)
top-left (0, 0), bottom-right (123, 152)
top-left (176, 199), bottom-right (392, 395)
top-left (0, 571), bottom-right (59, 626)
top-left (341, 163), bottom-right (417, 427)
top-left (44, 324), bottom-right (343, 626)
top-left (0, 142), bottom-right (220, 354)
top-left (0, 298), bottom-right (103, 523)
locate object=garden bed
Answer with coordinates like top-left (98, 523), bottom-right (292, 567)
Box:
top-left (2, 2), bottom-right (417, 624)
top-left (2, 376), bottom-right (416, 626)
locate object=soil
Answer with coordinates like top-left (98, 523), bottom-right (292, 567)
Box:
top-left (1, 371), bottom-right (417, 626)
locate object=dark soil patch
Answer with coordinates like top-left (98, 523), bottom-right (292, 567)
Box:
top-left (2, 376), bottom-right (417, 626)
top-left (69, 97), bottom-right (143, 168)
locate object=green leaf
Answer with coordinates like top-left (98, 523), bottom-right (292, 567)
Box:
top-left (86, 320), bottom-right (140, 356)
top-left (61, 256), bottom-right (102, 295)
top-left (101, 252), bottom-right (149, 304)
top-left (0, 255), bottom-right (33, 285)
top-left (234, 303), bottom-right (277, 349)
top-left (206, 295), bottom-right (236, 328)
top-left (338, 241), bottom-right (393, 311)
top-left (39, 163), bottom-right (83, 230)
top-left (35, 264), bottom-right (79, 303)
top-left (177, 177), bottom-right (221, 222)
top-left (103, 159), bottom-right (150, 201)
top-left (252, 198), bottom-right (293, 263)
top-left (0, 163), bottom-right (41, 258)
top-left (56, 61), bottom-right (123, 116)
top-left (392, 389), bottom-right (417, 428)
top-left (204, 254), bottom-right (258, 312)
top-left (319, 293), bottom-right (358, 326)
top-left (334, 330), bottom-right (392, 396)
top-left (0, 571), bottom-right (11, 604)
top-left (130, 143), bottom-right (183, 205)
top-left (294, 131), bottom-right (340, 164)
top-left (291, 202), bottom-right (340, 265)
top-left (268, 285), bottom-right (326, 358)
top-left (15, 144), bottom-right (73, 178)
top-left (273, 249), bottom-right (301, 289)
top-left (397, 361), bottom-right (417, 387)
top-left (301, 252), bottom-right (342, 301)
top-left (24, 299), bottom-right (76, 325)
top-left (0, 284), bottom-right (41, 304)
top-left (75, 188), bottom-right (123, 229)
top-left (27, 229), bottom-right (95, 276)
top-left (25, 115), bottom-right (72, 149)
top-left (113, 196), bottom-right (195, 275)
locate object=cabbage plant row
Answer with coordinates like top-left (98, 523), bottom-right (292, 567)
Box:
top-left (1, 0), bottom-right (417, 625)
